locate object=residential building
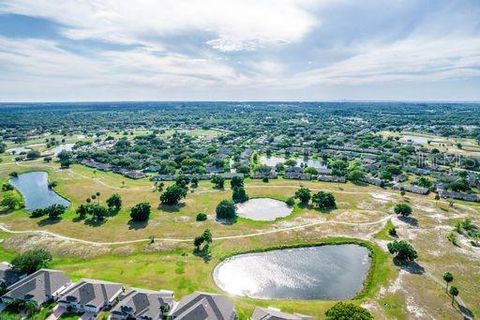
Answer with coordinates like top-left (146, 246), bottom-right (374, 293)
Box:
top-left (57, 279), bottom-right (123, 317)
top-left (170, 292), bottom-right (236, 320)
top-left (110, 288), bottom-right (175, 320)
top-left (1, 269), bottom-right (70, 306)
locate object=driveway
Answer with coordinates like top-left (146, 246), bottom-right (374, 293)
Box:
top-left (46, 305), bottom-right (66, 320)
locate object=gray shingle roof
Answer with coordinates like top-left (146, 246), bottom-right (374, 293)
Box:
top-left (58, 279), bottom-right (123, 309)
top-left (111, 288), bottom-right (174, 320)
top-left (3, 269), bottom-right (70, 305)
top-left (171, 292), bottom-right (235, 320)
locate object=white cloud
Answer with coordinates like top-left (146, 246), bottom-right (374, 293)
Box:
top-left (0, 0), bottom-right (318, 51)
top-left (0, 0), bottom-right (479, 101)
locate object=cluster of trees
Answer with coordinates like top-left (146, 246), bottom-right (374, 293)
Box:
top-left (11, 248), bottom-right (52, 275)
top-left (294, 187), bottom-right (336, 210)
top-left (160, 184), bottom-right (187, 205)
top-left (76, 193), bottom-right (123, 221)
top-left (31, 204), bottom-right (66, 219)
top-left (0, 191), bottom-right (23, 211)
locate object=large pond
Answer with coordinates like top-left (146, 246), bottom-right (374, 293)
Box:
top-left (9, 171), bottom-right (70, 211)
top-left (235, 198), bottom-right (292, 221)
top-left (214, 245), bottom-right (371, 300)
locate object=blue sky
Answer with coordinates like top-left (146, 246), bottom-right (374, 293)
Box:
top-left (0, 0), bottom-right (479, 102)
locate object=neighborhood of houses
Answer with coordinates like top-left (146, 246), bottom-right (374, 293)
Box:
top-left (0, 262), bottom-right (311, 320)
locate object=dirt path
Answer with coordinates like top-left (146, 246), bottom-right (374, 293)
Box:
top-left (0, 215), bottom-right (391, 246)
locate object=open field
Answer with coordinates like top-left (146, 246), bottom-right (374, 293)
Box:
top-left (0, 161), bottom-right (479, 319)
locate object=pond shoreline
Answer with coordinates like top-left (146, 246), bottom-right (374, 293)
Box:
top-left (213, 237), bottom-right (387, 301)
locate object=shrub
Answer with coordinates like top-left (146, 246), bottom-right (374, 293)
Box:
top-left (286, 197), bottom-right (295, 207)
top-left (325, 302), bottom-right (373, 320)
top-left (394, 203), bottom-right (412, 217)
top-left (12, 249), bottom-right (52, 274)
top-left (196, 213), bottom-right (208, 221)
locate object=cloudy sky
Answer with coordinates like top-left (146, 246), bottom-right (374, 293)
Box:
top-left (0, 0), bottom-right (479, 102)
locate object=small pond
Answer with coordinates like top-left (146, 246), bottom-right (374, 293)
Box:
top-left (214, 244), bottom-right (371, 300)
top-left (51, 144), bottom-right (74, 155)
top-left (9, 171), bottom-right (70, 211)
top-left (235, 198), bottom-right (292, 221)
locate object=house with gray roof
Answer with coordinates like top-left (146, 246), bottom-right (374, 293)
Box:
top-left (170, 291), bottom-right (236, 320)
top-left (110, 288), bottom-right (175, 320)
top-left (57, 279), bottom-right (123, 316)
top-left (1, 269), bottom-right (70, 306)
top-left (251, 307), bottom-right (312, 320)
top-left (0, 262), bottom-right (21, 286)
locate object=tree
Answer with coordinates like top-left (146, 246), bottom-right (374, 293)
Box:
top-left (216, 200), bottom-right (236, 220)
top-left (312, 191), bottom-right (336, 210)
top-left (348, 169), bottom-right (365, 183)
top-left (449, 286), bottom-right (459, 305)
top-left (89, 204), bottom-right (109, 221)
top-left (230, 176), bottom-right (244, 189)
top-left (0, 192), bottom-right (22, 210)
top-left (325, 302), bottom-right (373, 320)
top-left (26, 150), bottom-right (41, 160)
top-left (387, 240), bottom-right (418, 264)
top-left (106, 193), bottom-right (122, 212)
top-left (11, 248), bottom-right (52, 274)
top-left (30, 204), bottom-right (67, 220)
top-left (130, 202), bottom-right (151, 222)
top-left (304, 167), bottom-right (318, 175)
top-left (394, 203), bottom-right (412, 217)
top-left (232, 186), bottom-right (249, 203)
top-left (160, 184), bottom-right (187, 205)
top-left (57, 150), bottom-right (72, 168)
top-left (193, 229), bottom-right (213, 253)
top-left (443, 272), bottom-right (454, 292)
top-left (329, 159), bottom-right (348, 176)
top-left (211, 175), bottom-right (225, 189)
top-left (295, 187), bottom-right (311, 205)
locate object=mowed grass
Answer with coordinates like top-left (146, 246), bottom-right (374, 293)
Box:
top-left (0, 233), bottom-right (394, 320)
top-left (0, 161), bottom-right (392, 242)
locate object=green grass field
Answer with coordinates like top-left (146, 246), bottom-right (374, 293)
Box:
top-left (1, 159), bottom-right (479, 319)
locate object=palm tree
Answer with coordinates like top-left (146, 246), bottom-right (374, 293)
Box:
top-left (449, 286), bottom-right (459, 305)
top-left (24, 300), bottom-right (38, 316)
top-left (443, 272), bottom-right (453, 292)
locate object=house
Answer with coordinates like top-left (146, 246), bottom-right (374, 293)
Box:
top-left (1, 269), bottom-right (71, 306)
top-left (251, 172), bottom-right (278, 179)
top-left (110, 288), bottom-right (175, 320)
top-left (57, 279), bottom-right (123, 317)
top-left (251, 307), bottom-right (312, 320)
top-left (318, 175), bottom-right (346, 183)
top-left (170, 292), bottom-right (236, 320)
top-left (439, 191), bottom-right (480, 202)
top-left (0, 262), bottom-right (20, 286)
top-left (392, 184), bottom-right (430, 195)
top-left (361, 176), bottom-right (383, 187)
